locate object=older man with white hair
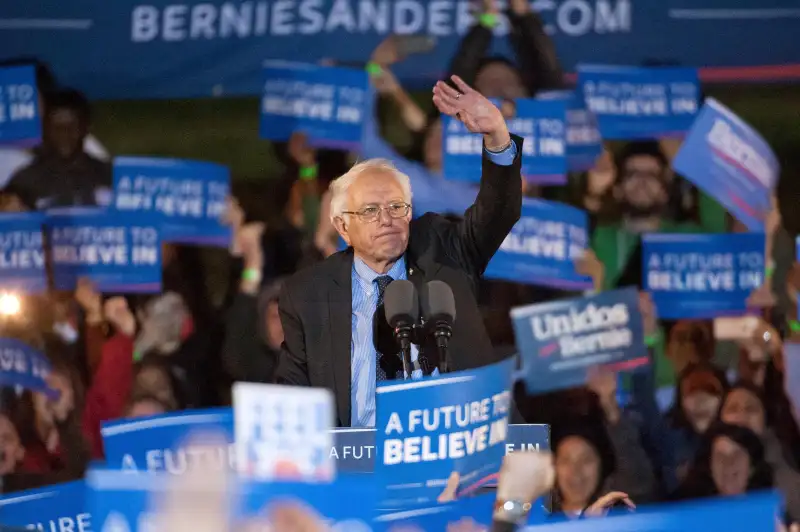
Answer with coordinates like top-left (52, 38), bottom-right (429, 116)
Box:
top-left (277, 75), bottom-right (523, 427)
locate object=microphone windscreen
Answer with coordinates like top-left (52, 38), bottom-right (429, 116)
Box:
top-left (420, 280), bottom-right (456, 324)
top-left (384, 280), bottom-right (419, 328)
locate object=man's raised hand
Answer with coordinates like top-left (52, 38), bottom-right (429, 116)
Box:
top-left (432, 75), bottom-right (510, 150)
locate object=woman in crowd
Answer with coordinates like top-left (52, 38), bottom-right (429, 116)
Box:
top-left (672, 422), bottom-right (774, 503)
top-left (719, 381), bottom-right (800, 518)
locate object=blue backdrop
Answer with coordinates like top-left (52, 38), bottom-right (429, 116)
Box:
top-left (1, 1), bottom-right (798, 100)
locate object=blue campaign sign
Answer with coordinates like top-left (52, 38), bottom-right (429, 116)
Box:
top-left (484, 197), bottom-right (593, 290)
top-left (518, 491), bottom-right (779, 532)
top-left (642, 232), bottom-right (765, 320)
top-left (511, 287), bottom-right (648, 395)
top-left (101, 407), bottom-right (234, 473)
top-left (374, 357), bottom-right (515, 508)
top-left (0, 481), bottom-right (90, 531)
top-left (4, 1), bottom-right (800, 100)
top-left (0, 212), bottom-right (47, 293)
top-left (443, 98), bottom-right (567, 185)
top-left (538, 90), bottom-right (603, 172)
top-left (330, 424), bottom-right (550, 474)
top-left (0, 337), bottom-right (55, 397)
top-left (0, 65), bottom-right (41, 146)
top-left (112, 156), bottom-right (231, 247)
top-left (577, 65), bottom-right (700, 139)
top-left (672, 98), bottom-right (779, 232)
top-left (260, 61), bottom-right (370, 150)
top-left (87, 469), bottom-right (376, 531)
top-left (46, 208), bottom-right (162, 293)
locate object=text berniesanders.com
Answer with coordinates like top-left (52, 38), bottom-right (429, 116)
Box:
top-left (130, 0), bottom-right (632, 42)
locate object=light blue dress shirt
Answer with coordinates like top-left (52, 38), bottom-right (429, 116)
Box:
top-left (349, 141), bottom-right (518, 427)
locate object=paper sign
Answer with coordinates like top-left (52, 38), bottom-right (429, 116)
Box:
top-left (374, 357), bottom-right (515, 507)
top-left (538, 89), bottom-right (603, 172)
top-left (577, 65), bottom-right (700, 139)
top-left (673, 98), bottom-right (779, 232)
top-left (0, 481), bottom-right (89, 531)
top-left (46, 208), bottom-right (162, 293)
top-left (512, 287), bottom-right (648, 394)
top-left (0, 337), bottom-right (55, 397)
top-left (0, 65), bottom-right (41, 146)
top-left (0, 212), bottom-right (46, 293)
top-left (112, 156), bottom-right (231, 247)
top-left (259, 61), bottom-right (370, 150)
top-left (443, 98), bottom-right (567, 184)
top-left (233, 382), bottom-right (335, 481)
top-left (642, 233), bottom-right (765, 319)
top-left (484, 197), bottom-right (593, 290)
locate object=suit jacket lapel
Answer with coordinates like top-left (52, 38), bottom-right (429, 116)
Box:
top-left (329, 249), bottom-right (354, 426)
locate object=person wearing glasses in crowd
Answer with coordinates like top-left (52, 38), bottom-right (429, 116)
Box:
top-left (276, 75), bottom-right (522, 428)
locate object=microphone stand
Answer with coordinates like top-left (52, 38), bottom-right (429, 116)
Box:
top-left (433, 321), bottom-right (452, 374)
top-left (396, 326), bottom-right (414, 379)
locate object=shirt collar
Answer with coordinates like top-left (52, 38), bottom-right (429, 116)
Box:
top-left (353, 255), bottom-right (407, 295)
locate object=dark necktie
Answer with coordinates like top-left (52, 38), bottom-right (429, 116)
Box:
top-left (374, 275), bottom-right (394, 381)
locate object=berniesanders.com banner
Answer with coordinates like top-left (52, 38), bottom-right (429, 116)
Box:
top-left (1, 0), bottom-right (799, 99)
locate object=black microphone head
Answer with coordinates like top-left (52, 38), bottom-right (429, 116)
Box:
top-left (384, 280), bottom-right (419, 328)
top-left (420, 280), bottom-right (456, 324)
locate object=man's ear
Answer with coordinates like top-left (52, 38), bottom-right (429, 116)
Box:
top-left (333, 217), bottom-right (351, 246)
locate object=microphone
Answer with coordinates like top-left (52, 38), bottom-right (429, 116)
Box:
top-left (420, 280), bottom-right (456, 373)
top-left (384, 280), bottom-right (419, 378)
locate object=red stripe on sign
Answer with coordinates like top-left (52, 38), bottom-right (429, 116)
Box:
top-left (565, 64), bottom-right (800, 84)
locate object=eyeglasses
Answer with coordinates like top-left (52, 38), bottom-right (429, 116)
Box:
top-left (341, 202), bottom-right (411, 223)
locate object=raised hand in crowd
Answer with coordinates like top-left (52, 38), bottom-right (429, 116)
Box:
top-left (438, 471), bottom-right (461, 503)
top-left (638, 291), bottom-right (658, 339)
top-left (494, 451), bottom-right (555, 524)
top-left (74, 277), bottom-right (103, 325)
top-left (583, 491), bottom-right (635, 517)
top-left (747, 283), bottom-right (778, 310)
top-left (44, 372), bottom-right (75, 424)
top-left (433, 75), bottom-right (509, 149)
top-left (368, 37), bottom-right (428, 133)
top-left (313, 188), bottom-right (338, 258)
top-left (103, 296), bottom-right (136, 337)
top-left (288, 131), bottom-right (317, 169)
top-left (223, 196), bottom-right (247, 257)
top-left (583, 149), bottom-right (616, 213)
top-left (371, 35), bottom-right (402, 66)
top-left (575, 249), bottom-right (605, 292)
top-left (587, 366), bottom-right (621, 425)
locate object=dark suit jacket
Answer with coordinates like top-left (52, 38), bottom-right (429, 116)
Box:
top-left (277, 135), bottom-right (523, 426)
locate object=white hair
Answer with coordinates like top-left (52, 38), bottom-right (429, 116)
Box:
top-left (328, 158), bottom-right (413, 223)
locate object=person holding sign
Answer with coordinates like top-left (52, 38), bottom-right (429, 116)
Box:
top-left (4, 89), bottom-right (112, 210)
top-left (277, 75), bottom-right (522, 428)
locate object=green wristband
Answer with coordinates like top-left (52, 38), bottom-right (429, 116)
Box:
top-left (644, 330), bottom-right (662, 347)
top-left (789, 320), bottom-right (800, 334)
top-left (242, 268), bottom-right (262, 283)
top-left (133, 350), bottom-right (143, 362)
top-left (765, 264), bottom-right (776, 279)
top-left (365, 62), bottom-right (383, 75)
top-left (478, 13), bottom-right (498, 28)
top-left (299, 165), bottom-right (318, 181)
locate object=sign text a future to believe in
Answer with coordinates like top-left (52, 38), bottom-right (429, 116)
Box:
top-left (643, 232), bottom-right (765, 319)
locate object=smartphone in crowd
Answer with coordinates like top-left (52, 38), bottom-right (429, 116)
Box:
top-left (395, 35), bottom-right (438, 57)
top-left (713, 316), bottom-right (760, 341)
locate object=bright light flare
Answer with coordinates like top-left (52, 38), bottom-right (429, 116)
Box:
top-left (0, 293), bottom-right (21, 316)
